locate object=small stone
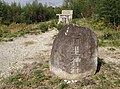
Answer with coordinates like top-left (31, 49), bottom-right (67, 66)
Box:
top-left (74, 80), bottom-right (78, 83)
top-left (66, 29), bottom-right (69, 32)
top-left (71, 80), bottom-right (75, 83)
top-left (67, 81), bottom-right (71, 84)
top-left (82, 79), bottom-right (96, 86)
top-left (67, 27), bottom-right (70, 30)
top-left (65, 32), bottom-right (67, 35)
top-left (64, 80), bottom-right (67, 82)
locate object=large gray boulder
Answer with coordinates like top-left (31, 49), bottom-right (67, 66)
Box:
top-left (50, 24), bottom-right (98, 80)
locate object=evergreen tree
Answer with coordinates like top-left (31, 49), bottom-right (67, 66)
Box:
top-left (63, 0), bottom-right (98, 18)
top-left (98, 0), bottom-right (120, 26)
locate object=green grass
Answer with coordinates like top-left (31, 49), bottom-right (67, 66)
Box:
top-left (60, 82), bottom-right (69, 89)
top-left (49, 77), bottom-right (62, 85)
top-left (3, 73), bottom-right (24, 86)
top-left (2, 66), bottom-right (52, 88)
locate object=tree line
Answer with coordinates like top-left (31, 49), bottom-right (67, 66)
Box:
top-left (63, 0), bottom-right (120, 26)
top-left (0, 0), bottom-right (120, 26)
top-left (0, 0), bottom-right (62, 25)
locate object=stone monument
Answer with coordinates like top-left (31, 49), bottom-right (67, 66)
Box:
top-left (50, 24), bottom-right (98, 80)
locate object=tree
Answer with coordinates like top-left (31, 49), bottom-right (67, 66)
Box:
top-left (63, 0), bottom-right (83, 18)
top-left (1, 1), bottom-right (12, 25)
top-left (63, 0), bottom-right (98, 18)
top-left (98, 0), bottom-right (120, 26)
top-left (10, 2), bottom-right (22, 22)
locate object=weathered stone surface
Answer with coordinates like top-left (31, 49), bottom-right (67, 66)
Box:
top-left (50, 24), bottom-right (98, 80)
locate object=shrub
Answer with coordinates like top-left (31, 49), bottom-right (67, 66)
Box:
top-left (111, 32), bottom-right (120, 40)
top-left (26, 19), bottom-right (32, 24)
top-left (2, 20), bottom-right (11, 26)
top-left (60, 82), bottom-right (69, 89)
top-left (72, 19), bottom-right (78, 24)
top-left (103, 31), bottom-right (112, 40)
top-left (48, 20), bottom-right (57, 28)
top-left (39, 24), bottom-right (48, 33)
top-left (0, 26), bottom-right (10, 37)
top-left (56, 23), bottom-right (65, 30)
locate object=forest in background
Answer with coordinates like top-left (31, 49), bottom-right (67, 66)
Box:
top-left (0, 0), bottom-right (120, 46)
top-left (0, 0), bottom-right (120, 27)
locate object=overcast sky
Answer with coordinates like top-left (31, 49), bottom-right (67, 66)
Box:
top-left (3, 0), bottom-right (64, 6)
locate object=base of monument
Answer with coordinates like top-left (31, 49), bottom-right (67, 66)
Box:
top-left (50, 65), bottom-right (96, 80)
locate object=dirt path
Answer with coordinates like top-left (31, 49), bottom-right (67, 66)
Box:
top-left (99, 47), bottom-right (120, 64)
top-left (0, 29), bottom-right (58, 78)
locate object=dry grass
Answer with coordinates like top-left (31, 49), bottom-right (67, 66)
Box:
top-left (23, 41), bottom-right (36, 46)
top-left (9, 23), bottom-right (27, 34)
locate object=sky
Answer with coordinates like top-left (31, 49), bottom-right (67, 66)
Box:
top-left (3, 0), bottom-right (64, 6)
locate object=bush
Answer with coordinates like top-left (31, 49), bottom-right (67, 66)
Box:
top-left (0, 26), bottom-right (10, 37)
top-left (111, 32), bottom-right (120, 40)
top-left (39, 24), bottom-right (48, 33)
top-left (101, 31), bottom-right (120, 40)
top-left (48, 20), bottom-right (57, 28)
top-left (72, 19), bottom-right (79, 24)
top-left (56, 24), bottom-right (65, 30)
top-left (26, 19), bottom-right (32, 24)
top-left (2, 20), bottom-right (11, 26)
top-left (103, 31), bottom-right (112, 40)
top-left (60, 82), bottom-right (69, 89)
